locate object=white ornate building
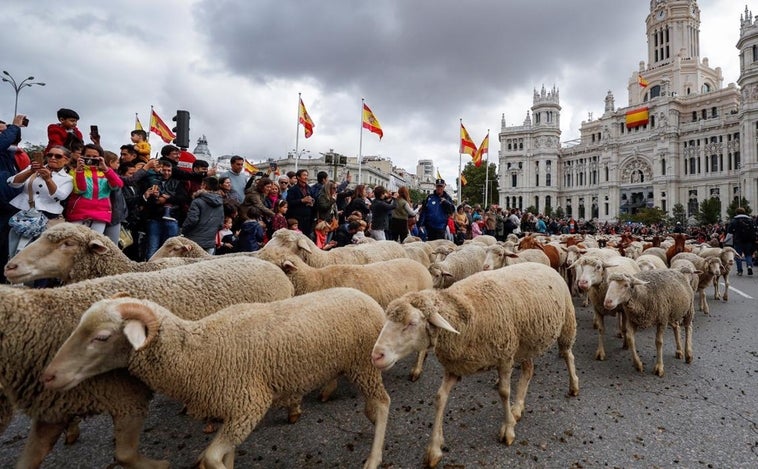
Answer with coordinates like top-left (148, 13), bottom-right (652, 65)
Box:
top-left (498, 1), bottom-right (758, 222)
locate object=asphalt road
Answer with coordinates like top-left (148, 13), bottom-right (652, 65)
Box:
top-left (1, 275), bottom-right (757, 468)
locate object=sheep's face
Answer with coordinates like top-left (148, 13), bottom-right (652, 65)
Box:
top-left (149, 237), bottom-right (197, 260)
top-left (41, 302), bottom-right (133, 391)
top-left (372, 300), bottom-right (430, 371)
top-left (4, 225), bottom-right (103, 283)
top-left (603, 274), bottom-right (635, 310)
top-left (482, 246), bottom-right (504, 271)
top-left (574, 259), bottom-right (605, 291)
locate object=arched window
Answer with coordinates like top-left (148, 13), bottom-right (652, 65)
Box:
top-left (650, 85), bottom-right (661, 98)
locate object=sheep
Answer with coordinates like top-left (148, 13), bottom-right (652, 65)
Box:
top-left (258, 229), bottom-right (406, 267)
top-left (665, 233), bottom-right (692, 264)
top-left (570, 254), bottom-right (641, 360)
top-left (698, 246), bottom-right (739, 301)
top-left (635, 254), bottom-right (668, 271)
top-left (3, 223), bottom-right (202, 284)
top-left (0, 256), bottom-right (293, 469)
top-left (402, 235), bottom-right (422, 243)
top-left (148, 235), bottom-right (212, 260)
top-left (42, 290), bottom-right (390, 469)
top-left (640, 246), bottom-right (668, 266)
top-left (603, 270), bottom-right (694, 376)
top-left (428, 243), bottom-right (486, 288)
top-left (429, 244), bottom-right (457, 263)
top-left (670, 252), bottom-right (723, 315)
top-left (467, 234), bottom-right (497, 246)
top-left (401, 242), bottom-right (434, 267)
top-left (517, 235), bottom-right (561, 270)
top-left (371, 263), bottom-right (579, 468)
top-left (482, 244), bottom-right (550, 270)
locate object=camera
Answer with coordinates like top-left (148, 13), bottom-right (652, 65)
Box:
top-left (21, 117), bottom-right (29, 127)
top-left (83, 157), bottom-right (99, 166)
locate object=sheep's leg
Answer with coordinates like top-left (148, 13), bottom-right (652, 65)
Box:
top-left (409, 349), bottom-right (428, 382)
top-left (200, 412), bottom-right (263, 469)
top-left (682, 310), bottom-right (694, 364)
top-left (425, 372), bottom-right (459, 469)
top-left (319, 378), bottom-right (339, 402)
top-left (594, 311), bottom-right (606, 361)
top-left (617, 311), bottom-right (629, 349)
top-left (0, 391), bottom-right (13, 435)
top-left (558, 335), bottom-right (580, 397)
top-left (496, 357), bottom-right (517, 446)
top-left (653, 324), bottom-right (666, 377)
top-left (511, 359), bottom-right (533, 421)
top-left (671, 323), bottom-right (684, 360)
top-left (712, 275), bottom-right (721, 300)
top-left (16, 418), bottom-right (66, 469)
top-left (722, 274), bottom-right (730, 302)
top-left (64, 417), bottom-right (81, 445)
top-left (625, 324), bottom-right (644, 373)
top-left (699, 289), bottom-right (709, 315)
top-left (355, 375), bottom-right (390, 469)
top-left (113, 414), bottom-right (169, 469)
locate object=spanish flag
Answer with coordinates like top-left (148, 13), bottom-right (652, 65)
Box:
top-left (460, 123), bottom-right (477, 156)
top-left (150, 109), bottom-right (176, 144)
top-left (299, 98), bottom-right (315, 138)
top-left (625, 107), bottom-right (649, 128)
top-left (362, 103), bottom-right (383, 140)
top-left (460, 173), bottom-right (468, 186)
top-left (436, 169), bottom-right (442, 180)
top-left (244, 160), bottom-right (259, 175)
top-left (135, 113), bottom-right (143, 131)
top-left (472, 132), bottom-right (489, 167)
top-left (638, 74), bottom-right (649, 88)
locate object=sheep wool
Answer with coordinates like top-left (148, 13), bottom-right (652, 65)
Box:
top-left (0, 256), bottom-right (293, 469)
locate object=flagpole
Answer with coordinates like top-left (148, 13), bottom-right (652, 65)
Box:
top-left (147, 105), bottom-right (154, 143)
top-left (295, 93), bottom-right (301, 171)
top-left (358, 98), bottom-right (365, 185)
top-left (484, 129), bottom-right (490, 207)
top-left (458, 118), bottom-right (463, 204)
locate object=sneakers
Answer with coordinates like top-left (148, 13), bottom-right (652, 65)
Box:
top-left (162, 216), bottom-right (176, 222)
top-left (749, 268), bottom-right (754, 276)
top-left (737, 271), bottom-right (743, 276)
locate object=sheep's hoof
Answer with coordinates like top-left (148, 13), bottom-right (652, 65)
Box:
top-left (499, 424), bottom-right (516, 446)
top-left (595, 350), bottom-right (606, 361)
top-left (654, 365), bottom-right (664, 377)
top-left (675, 350), bottom-right (684, 360)
top-left (64, 419), bottom-right (80, 445)
top-left (634, 362), bottom-right (644, 373)
top-left (685, 353), bottom-right (693, 364)
top-left (424, 447), bottom-right (443, 468)
top-left (202, 421), bottom-right (218, 434)
top-left (409, 370), bottom-right (421, 382)
top-left (511, 404), bottom-right (524, 422)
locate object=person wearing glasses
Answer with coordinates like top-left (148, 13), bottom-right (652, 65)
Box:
top-left (6, 146), bottom-right (73, 255)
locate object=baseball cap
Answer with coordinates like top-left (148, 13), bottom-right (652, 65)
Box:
top-left (435, 178), bottom-right (445, 186)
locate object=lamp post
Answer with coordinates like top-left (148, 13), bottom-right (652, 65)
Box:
top-left (1, 71), bottom-right (45, 117)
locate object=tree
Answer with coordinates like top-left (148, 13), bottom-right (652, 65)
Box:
top-left (460, 161), bottom-right (499, 207)
top-left (695, 197), bottom-right (721, 225)
top-left (408, 188), bottom-right (426, 206)
top-left (618, 207), bottom-right (667, 225)
top-left (554, 206), bottom-right (565, 219)
top-left (726, 197), bottom-right (752, 219)
top-left (544, 205), bottom-right (554, 218)
top-left (525, 205), bottom-right (538, 215)
top-left (670, 203), bottom-right (687, 226)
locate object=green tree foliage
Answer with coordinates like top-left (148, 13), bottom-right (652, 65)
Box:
top-left (618, 207), bottom-right (667, 225)
top-left (554, 206), bottom-right (565, 219)
top-left (525, 205), bottom-right (538, 215)
top-left (408, 188), bottom-right (426, 205)
top-left (460, 161), bottom-right (499, 207)
top-left (670, 203), bottom-right (687, 226)
top-left (695, 197), bottom-right (721, 225)
top-left (726, 197), bottom-right (752, 219)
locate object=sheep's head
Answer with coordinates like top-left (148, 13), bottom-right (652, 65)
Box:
top-left (41, 298), bottom-right (161, 391)
top-left (603, 272), bottom-right (648, 310)
top-left (260, 230), bottom-right (315, 259)
top-left (571, 257), bottom-right (617, 291)
top-left (4, 223), bottom-right (114, 284)
top-left (372, 292), bottom-right (457, 371)
top-left (428, 263), bottom-right (453, 288)
top-left (149, 236), bottom-right (206, 260)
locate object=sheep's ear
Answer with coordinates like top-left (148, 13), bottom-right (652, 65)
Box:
top-left (179, 244), bottom-right (192, 253)
top-left (631, 277), bottom-right (649, 286)
top-left (281, 259), bottom-right (297, 273)
top-left (429, 312), bottom-right (459, 334)
top-left (601, 262), bottom-right (619, 268)
top-left (441, 269), bottom-right (453, 278)
top-left (568, 259), bottom-right (580, 270)
top-left (693, 269), bottom-right (703, 275)
top-left (296, 238), bottom-right (313, 254)
top-left (110, 292), bottom-right (130, 299)
top-left (88, 239), bottom-right (110, 255)
top-left (117, 302), bottom-right (159, 351)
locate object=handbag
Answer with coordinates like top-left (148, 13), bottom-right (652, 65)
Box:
top-left (118, 226), bottom-right (134, 250)
top-left (8, 174), bottom-right (48, 239)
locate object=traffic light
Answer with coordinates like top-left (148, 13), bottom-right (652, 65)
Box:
top-left (172, 110), bottom-right (190, 149)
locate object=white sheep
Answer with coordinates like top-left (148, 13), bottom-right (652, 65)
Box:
top-left (670, 252), bottom-right (723, 314)
top-left (640, 246), bottom-right (668, 265)
top-left (3, 223), bottom-right (201, 284)
top-left (635, 254), bottom-right (668, 271)
top-left (148, 235), bottom-right (213, 259)
top-left (428, 243), bottom-right (486, 288)
top-left (401, 242), bottom-right (434, 267)
top-left (570, 254), bottom-right (641, 360)
top-left (258, 229), bottom-right (406, 267)
top-left (603, 270), bottom-right (695, 376)
top-left (42, 290), bottom-right (390, 469)
top-left (371, 262), bottom-right (579, 468)
top-left (0, 256), bottom-right (293, 469)
top-left (482, 244), bottom-right (550, 270)
top-left (698, 246), bottom-right (739, 301)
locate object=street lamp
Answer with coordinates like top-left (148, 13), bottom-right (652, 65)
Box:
top-left (1, 71), bottom-right (45, 117)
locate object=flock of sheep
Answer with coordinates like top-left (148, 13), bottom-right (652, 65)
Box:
top-left (0, 223), bottom-right (740, 468)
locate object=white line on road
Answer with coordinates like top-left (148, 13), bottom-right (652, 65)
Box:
top-left (722, 282), bottom-right (754, 299)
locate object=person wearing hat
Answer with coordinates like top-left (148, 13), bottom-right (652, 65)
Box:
top-left (673, 221), bottom-right (684, 234)
top-left (418, 178), bottom-right (455, 241)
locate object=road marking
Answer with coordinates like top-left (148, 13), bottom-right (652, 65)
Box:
top-left (722, 283), bottom-right (753, 299)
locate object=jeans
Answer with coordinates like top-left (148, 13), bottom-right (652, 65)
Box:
top-left (146, 219), bottom-right (179, 259)
top-left (734, 242), bottom-right (755, 273)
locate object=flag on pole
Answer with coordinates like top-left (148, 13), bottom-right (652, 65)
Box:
top-left (362, 103), bottom-right (383, 140)
top-left (460, 173), bottom-right (468, 186)
top-left (150, 109), bottom-right (176, 143)
top-left (436, 168), bottom-right (442, 180)
top-left (244, 159), bottom-right (259, 175)
top-left (638, 74), bottom-right (649, 88)
top-left (460, 123), bottom-right (477, 156)
top-left (299, 98), bottom-right (315, 138)
top-left (472, 132), bottom-right (489, 167)
top-left (135, 114), bottom-right (143, 131)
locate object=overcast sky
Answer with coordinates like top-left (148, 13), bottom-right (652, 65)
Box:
top-left (1, 0), bottom-right (744, 183)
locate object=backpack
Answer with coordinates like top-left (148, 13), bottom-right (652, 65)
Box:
top-left (732, 217), bottom-right (755, 241)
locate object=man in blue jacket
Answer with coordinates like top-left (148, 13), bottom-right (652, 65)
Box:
top-left (418, 179), bottom-right (455, 241)
top-left (0, 115), bottom-right (28, 283)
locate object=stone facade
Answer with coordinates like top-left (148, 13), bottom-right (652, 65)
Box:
top-left (498, 1), bottom-right (758, 222)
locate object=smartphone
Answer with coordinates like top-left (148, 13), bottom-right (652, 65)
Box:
top-left (90, 125), bottom-right (99, 137)
top-left (21, 117), bottom-right (29, 127)
top-left (33, 152), bottom-right (44, 164)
